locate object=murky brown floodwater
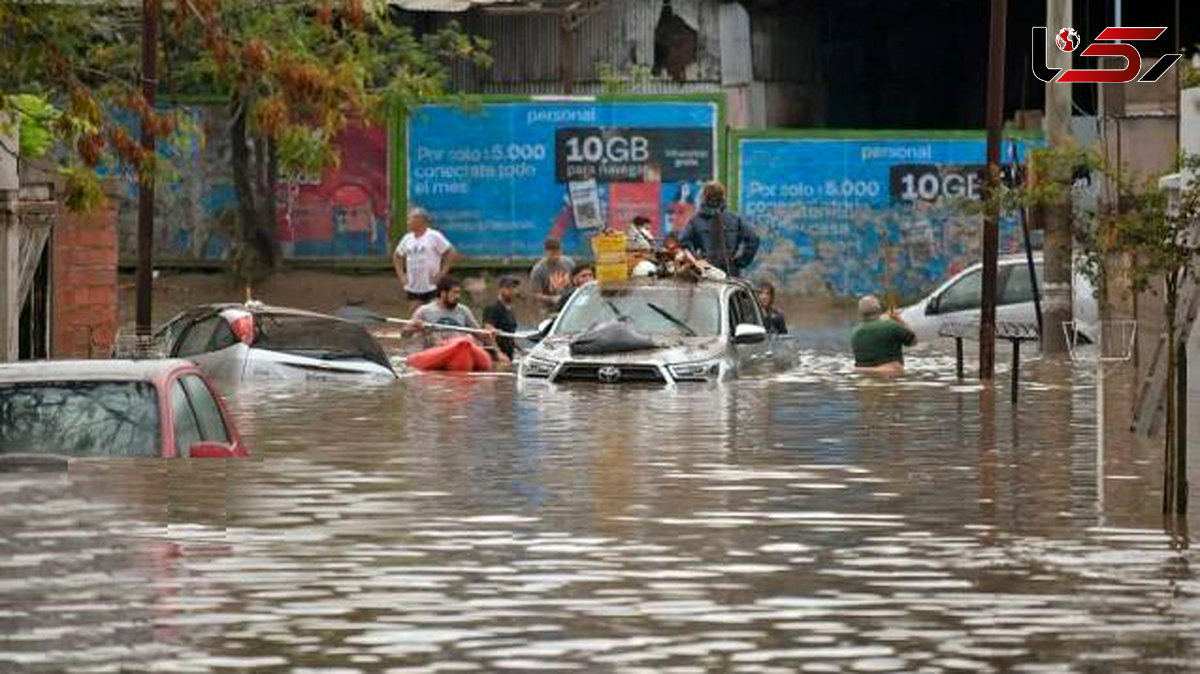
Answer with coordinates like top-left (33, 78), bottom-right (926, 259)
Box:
top-left (2, 329), bottom-right (1199, 673)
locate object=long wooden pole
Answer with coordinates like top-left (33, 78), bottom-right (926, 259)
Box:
top-left (979, 0), bottom-right (1007, 380)
top-left (383, 317), bottom-right (533, 341)
top-left (136, 0), bottom-right (159, 339)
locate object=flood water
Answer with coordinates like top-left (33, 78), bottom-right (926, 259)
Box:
top-left (3, 330), bottom-right (1199, 672)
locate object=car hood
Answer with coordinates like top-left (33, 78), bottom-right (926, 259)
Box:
top-left (535, 335), bottom-right (725, 364)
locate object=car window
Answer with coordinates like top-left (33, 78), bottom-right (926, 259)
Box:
top-left (210, 320), bottom-right (237, 351)
top-left (935, 269), bottom-right (983, 314)
top-left (252, 313), bottom-right (391, 369)
top-left (175, 316), bottom-right (220, 357)
top-left (1000, 263), bottom-right (1044, 306)
top-left (181, 375), bottom-right (229, 443)
top-left (0, 381), bottom-right (161, 458)
top-left (733, 291), bottom-right (763, 327)
top-left (553, 285), bottom-right (722, 337)
top-left (171, 381), bottom-right (202, 456)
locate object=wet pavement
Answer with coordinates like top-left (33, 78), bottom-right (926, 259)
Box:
top-left (2, 328), bottom-right (1199, 673)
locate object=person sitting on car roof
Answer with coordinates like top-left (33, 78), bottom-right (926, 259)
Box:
top-left (677, 181), bottom-right (759, 277)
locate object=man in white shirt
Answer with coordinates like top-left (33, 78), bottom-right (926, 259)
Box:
top-left (393, 207), bottom-right (455, 305)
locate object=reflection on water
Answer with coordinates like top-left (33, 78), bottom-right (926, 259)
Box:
top-left (2, 339), bottom-right (1199, 672)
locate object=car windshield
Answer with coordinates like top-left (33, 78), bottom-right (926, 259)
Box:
top-left (253, 313), bottom-right (391, 369)
top-left (554, 284), bottom-right (722, 337)
top-left (0, 381), bottom-right (160, 458)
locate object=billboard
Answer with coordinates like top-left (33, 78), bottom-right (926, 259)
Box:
top-left (734, 132), bottom-right (1039, 298)
top-left (403, 97), bottom-right (722, 258)
top-left (112, 106), bottom-right (387, 261)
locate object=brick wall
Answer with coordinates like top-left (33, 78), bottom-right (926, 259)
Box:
top-left (51, 202), bottom-right (119, 358)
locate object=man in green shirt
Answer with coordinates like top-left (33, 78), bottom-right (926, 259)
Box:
top-left (850, 295), bottom-right (916, 374)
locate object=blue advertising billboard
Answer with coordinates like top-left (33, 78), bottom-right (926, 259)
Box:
top-left (734, 132), bottom-right (1039, 298)
top-left (404, 97), bottom-right (722, 258)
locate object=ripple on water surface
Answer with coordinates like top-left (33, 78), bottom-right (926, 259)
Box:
top-left (1, 348), bottom-right (1196, 672)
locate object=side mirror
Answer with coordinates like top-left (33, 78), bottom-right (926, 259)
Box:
top-left (926, 295), bottom-right (940, 315)
top-left (537, 318), bottom-right (553, 334)
top-left (734, 323), bottom-right (767, 345)
top-left (189, 441), bottom-right (234, 458)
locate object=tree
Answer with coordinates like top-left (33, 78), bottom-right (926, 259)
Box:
top-left (0, 0), bottom-right (490, 280)
top-left (1079, 154), bottom-right (1200, 515)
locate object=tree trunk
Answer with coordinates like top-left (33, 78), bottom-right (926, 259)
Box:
top-left (1041, 198), bottom-right (1073, 355)
top-left (1163, 274), bottom-right (1181, 514)
top-left (229, 93), bottom-right (278, 276)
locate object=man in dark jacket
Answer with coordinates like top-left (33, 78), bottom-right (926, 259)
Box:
top-left (677, 181), bottom-right (759, 277)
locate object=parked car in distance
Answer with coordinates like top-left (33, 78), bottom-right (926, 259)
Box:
top-left (157, 303), bottom-right (397, 381)
top-left (898, 254), bottom-right (1099, 344)
top-left (0, 359), bottom-right (247, 463)
top-left (519, 278), bottom-right (793, 384)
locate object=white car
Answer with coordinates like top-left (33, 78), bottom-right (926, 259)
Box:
top-left (519, 278), bottom-right (794, 384)
top-left (898, 254), bottom-right (1099, 344)
top-left (157, 303), bottom-right (397, 381)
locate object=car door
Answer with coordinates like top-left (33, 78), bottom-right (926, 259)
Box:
top-left (926, 267), bottom-right (984, 337)
top-left (169, 374), bottom-right (244, 457)
top-left (173, 315), bottom-right (244, 379)
top-left (180, 375), bottom-right (244, 455)
top-left (729, 289), bottom-right (770, 374)
top-left (997, 261), bottom-right (1043, 328)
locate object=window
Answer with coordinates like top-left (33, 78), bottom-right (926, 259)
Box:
top-left (553, 286), bottom-right (721, 337)
top-left (251, 313), bottom-right (391, 369)
top-left (210, 320), bottom-right (237, 351)
top-left (181, 376), bottom-right (229, 443)
top-left (175, 316), bottom-right (220, 357)
top-left (171, 381), bottom-right (201, 456)
top-left (1000, 263), bottom-right (1044, 306)
top-left (0, 382), bottom-right (160, 458)
top-left (935, 270), bottom-right (983, 314)
top-left (732, 291), bottom-right (763, 328)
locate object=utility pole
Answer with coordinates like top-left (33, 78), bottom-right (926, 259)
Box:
top-left (1040, 0), bottom-right (1074, 355)
top-left (980, 0), bottom-right (1007, 380)
top-left (136, 0), bottom-right (159, 341)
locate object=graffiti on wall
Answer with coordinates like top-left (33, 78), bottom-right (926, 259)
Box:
top-left (114, 106), bottom-right (235, 261)
top-left (405, 100), bottom-right (720, 259)
top-left (114, 106), bottom-right (387, 260)
top-left (277, 124), bottom-right (389, 257)
top-left (736, 134), bottom-right (1038, 298)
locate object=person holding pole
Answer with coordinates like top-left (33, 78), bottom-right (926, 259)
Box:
top-left (405, 276), bottom-right (502, 362)
top-left (850, 295), bottom-right (916, 375)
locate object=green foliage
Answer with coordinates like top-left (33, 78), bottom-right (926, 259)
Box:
top-left (1, 94), bottom-right (59, 157)
top-left (1181, 58), bottom-right (1200, 90)
top-left (599, 62), bottom-right (652, 95)
top-left (0, 0), bottom-right (491, 206)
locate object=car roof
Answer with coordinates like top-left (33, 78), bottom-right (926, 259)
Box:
top-left (0, 359), bottom-right (196, 384)
top-left (584, 277), bottom-right (752, 295)
top-left (169, 302), bottom-right (361, 323)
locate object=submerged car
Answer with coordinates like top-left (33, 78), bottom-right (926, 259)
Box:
top-left (0, 359), bottom-right (247, 463)
top-left (898, 254), bottom-right (1099, 344)
top-left (519, 278), bottom-right (791, 384)
top-left (158, 303), bottom-right (396, 381)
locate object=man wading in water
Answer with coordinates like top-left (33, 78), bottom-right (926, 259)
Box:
top-left (677, 181), bottom-right (759, 277)
top-left (850, 295), bottom-right (916, 375)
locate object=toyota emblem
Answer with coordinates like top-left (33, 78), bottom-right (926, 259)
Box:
top-left (597, 366), bottom-right (622, 383)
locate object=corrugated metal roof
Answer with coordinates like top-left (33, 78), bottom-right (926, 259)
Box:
top-left (389, 0), bottom-right (578, 11)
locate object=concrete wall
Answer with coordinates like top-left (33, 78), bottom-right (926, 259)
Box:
top-left (52, 201), bottom-right (119, 358)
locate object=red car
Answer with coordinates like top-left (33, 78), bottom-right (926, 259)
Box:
top-left (0, 359), bottom-right (247, 460)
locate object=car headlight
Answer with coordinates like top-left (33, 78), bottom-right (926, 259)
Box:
top-left (522, 356), bottom-right (558, 378)
top-left (668, 360), bottom-right (721, 381)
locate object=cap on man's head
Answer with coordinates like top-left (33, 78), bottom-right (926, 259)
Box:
top-left (858, 295), bottom-right (883, 317)
top-left (498, 275), bottom-right (521, 288)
